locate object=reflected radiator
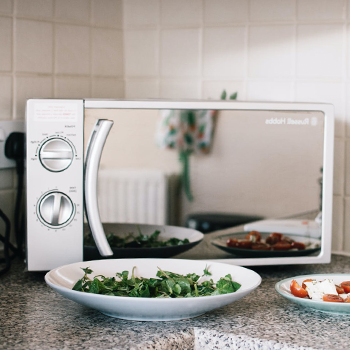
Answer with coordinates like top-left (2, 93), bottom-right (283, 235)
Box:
top-left (97, 169), bottom-right (178, 225)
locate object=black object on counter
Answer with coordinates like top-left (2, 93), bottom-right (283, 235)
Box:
top-left (185, 213), bottom-right (264, 234)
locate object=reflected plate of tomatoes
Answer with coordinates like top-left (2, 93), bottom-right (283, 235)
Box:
top-left (275, 274), bottom-right (350, 314)
top-left (211, 231), bottom-right (321, 258)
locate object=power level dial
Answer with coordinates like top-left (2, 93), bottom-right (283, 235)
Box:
top-left (39, 138), bottom-right (73, 172)
top-left (38, 192), bottom-right (74, 227)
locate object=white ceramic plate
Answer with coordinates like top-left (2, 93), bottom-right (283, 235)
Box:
top-left (45, 259), bottom-right (261, 321)
top-left (276, 274), bottom-right (350, 314)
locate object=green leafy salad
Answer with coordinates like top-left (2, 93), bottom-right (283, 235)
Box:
top-left (84, 227), bottom-right (190, 249)
top-left (72, 266), bottom-right (241, 298)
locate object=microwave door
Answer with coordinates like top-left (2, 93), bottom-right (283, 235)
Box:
top-left (84, 119), bottom-right (114, 256)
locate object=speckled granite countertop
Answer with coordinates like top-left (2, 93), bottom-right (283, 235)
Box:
top-left (1, 254), bottom-right (350, 350)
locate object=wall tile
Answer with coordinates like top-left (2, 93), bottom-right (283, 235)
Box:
top-left (334, 138), bottom-right (345, 196)
top-left (344, 197), bottom-right (350, 252)
top-left (204, 0), bottom-right (248, 24)
top-left (16, 76), bottom-right (52, 119)
top-left (160, 79), bottom-right (200, 99)
top-left (92, 28), bottom-right (123, 77)
top-left (125, 80), bottom-right (159, 98)
top-left (297, 0), bottom-right (345, 21)
top-left (0, 17), bottom-right (12, 71)
top-left (332, 195), bottom-right (344, 252)
top-left (55, 0), bottom-right (90, 23)
top-left (161, 29), bottom-right (200, 77)
top-left (345, 140), bottom-right (350, 195)
top-left (55, 24), bottom-right (89, 75)
top-left (55, 76), bottom-right (90, 98)
top-left (295, 81), bottom-right (345, 137)
top-left (247, 81), bottom-right (293, 102)
top-left (16, 0), bottom-right (53, 19)
top-left (92, 0), bottom-right (122, 28)
top-left (16, 20), bottom-right (52, 74)
top-left (161, 0), bottom-right (201, 26)
top-left (124, 0), bottom-right (159, 27)
top-left (203, 27), bottom-right (245, 79)
top-left (92, 78), bottom-right (124, 98)
top-left (248, 25), bottom-right (294, 78)
top-left (202, 80), bottom-right (244, 100)
top-left (0, 0), bottom-right (13, 14)
top-left (250, 0), bottom-right (296, 21)
top-left (124, 30), bottom-right (157, 77)
top-left (297, 24), bottom-right (344, 78)
top-left (0, 75), bottom-right (12, 119)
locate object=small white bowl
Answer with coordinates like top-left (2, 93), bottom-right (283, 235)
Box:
top-left (45, 258), bottom-right (261, 321)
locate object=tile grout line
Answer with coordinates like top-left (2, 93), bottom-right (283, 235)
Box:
top-left (341, 5), bottom-right (348, 252)
top-left (199, 0), bottom-right (204, 99)
top-left (89, 0), bottom-right (93, 98)
top-left (12, 0), bottom-right (16, 121)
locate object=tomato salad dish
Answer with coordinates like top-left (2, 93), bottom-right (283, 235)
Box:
top-left (290, 278), bottom-right (350, 303)
top-left (226, 231), bottom-right (307, 251)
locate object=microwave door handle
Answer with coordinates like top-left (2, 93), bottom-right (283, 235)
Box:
top-left (84, 119), bottom-right (114, 257)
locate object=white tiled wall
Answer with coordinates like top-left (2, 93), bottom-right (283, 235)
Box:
top-left (1, 0), bottom-right (350, 256)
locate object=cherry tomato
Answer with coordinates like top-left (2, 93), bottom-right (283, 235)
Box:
top-left (323, 294), bottom-right (344, 302)
top-left (270, 232), bottom-right (283, 241)
top-left (266, 232), bottom-right (284, 245)
top-left (272, 241), bottom-right (292, 251)
top-left (340, 281), bottom-right (350, 293)
top-left (226, 239), bottom-right (253, 249)
top-left (226, 238), bottom-right (239, 247)
top-left (290, 280), bottom-right (308, 298)
top-left (251, 243), bottom-right (271, 250)
top-left (235, 240), bottom-right (253, 249)
top-left (335, 284), bottom-right (345, 294)
top-left (266, 236), bottom-right (279, 245)
top-left (302, 278), bottom-right (315, 290)
top-left (281, 237), bottom-right (294, 244)
top-left (291, 241), bottom-right (306, 250)
top-left (344, 295), bottom-right (350, 303)
top-left (245, 230), bottom-right (261, 243)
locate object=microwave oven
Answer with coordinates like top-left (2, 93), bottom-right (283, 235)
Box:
top-left (25, 99), bottom-right (334, 271)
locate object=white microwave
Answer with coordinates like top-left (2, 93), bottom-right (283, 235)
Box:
top-left (25, 99), bottom-right (334, 271)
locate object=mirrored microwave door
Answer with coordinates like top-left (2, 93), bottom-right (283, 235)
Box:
top-left (84, 108), bottom-right (324, 260)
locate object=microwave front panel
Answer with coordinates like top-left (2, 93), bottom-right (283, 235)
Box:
top-left (25, 99), bottom-right (334, 269)
top-left (26, 99), bottom-right (84, 271)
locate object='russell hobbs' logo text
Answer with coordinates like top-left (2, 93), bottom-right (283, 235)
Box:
top-left (265, 118), bottom-right (313, 125)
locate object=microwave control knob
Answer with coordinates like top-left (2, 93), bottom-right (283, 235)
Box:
top-left (39, 138), bottom-right (73, 172)
top-left (39, 192), bottom-right (74, 227)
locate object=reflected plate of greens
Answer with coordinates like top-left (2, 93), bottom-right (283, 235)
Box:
top-left (84, 223), bottom-right (204, 260)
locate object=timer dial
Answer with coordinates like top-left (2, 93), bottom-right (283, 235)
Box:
top-left (38, 192), bottom-right (74, 227)
top-left (39, 138), bottom-right (73, 172)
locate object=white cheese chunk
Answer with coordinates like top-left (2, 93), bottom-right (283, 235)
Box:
top-left (339, 293), bottom-right (350, 300)
top-left (304, 279), bottom-right (338, 301)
